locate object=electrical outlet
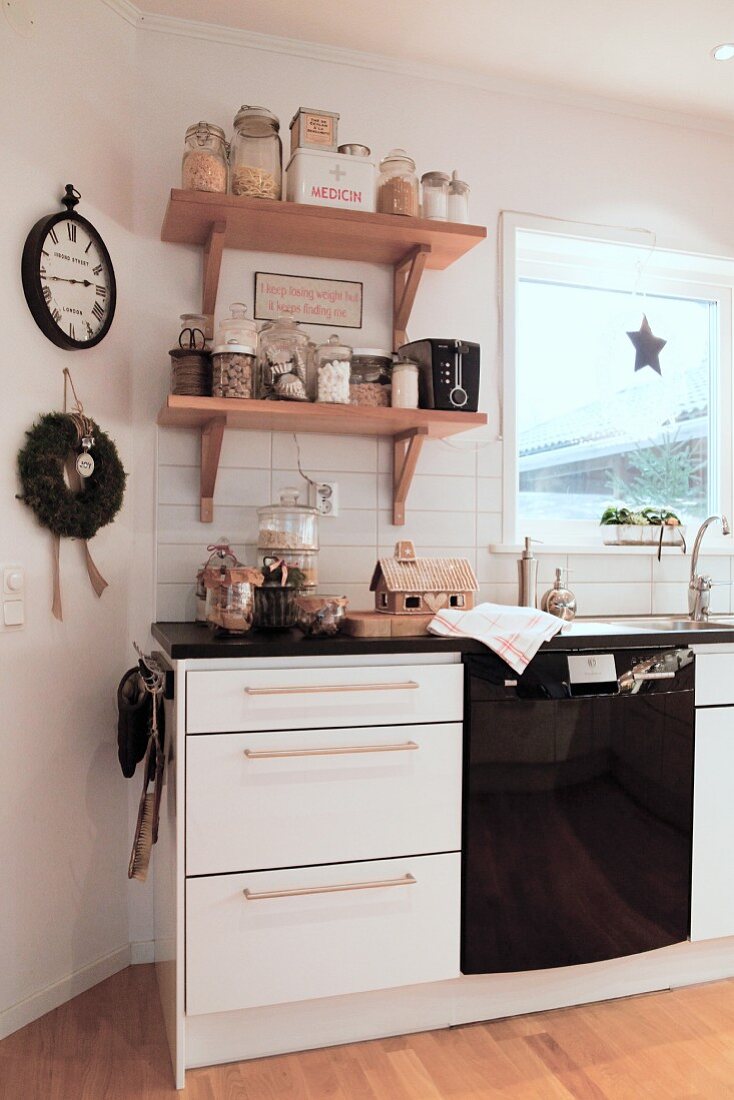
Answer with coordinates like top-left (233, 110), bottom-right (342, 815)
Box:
top-left (312, 481), bottom-right (339, 517)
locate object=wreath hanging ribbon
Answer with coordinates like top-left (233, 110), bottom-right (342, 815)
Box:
top-left (17, 399), bottom-right (126, 621)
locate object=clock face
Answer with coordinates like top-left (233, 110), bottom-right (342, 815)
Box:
top-left (22, 210), bottom-right (116, 350)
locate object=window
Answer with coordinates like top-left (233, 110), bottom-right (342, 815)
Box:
top-left (502, 216), bottom-right (734, 544)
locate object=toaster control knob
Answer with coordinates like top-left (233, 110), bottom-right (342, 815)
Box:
top-left (449, 386), bottom-right (468, 408)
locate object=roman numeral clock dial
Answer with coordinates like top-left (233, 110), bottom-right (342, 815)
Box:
top-left (21, 184), bottom-right (116, 350)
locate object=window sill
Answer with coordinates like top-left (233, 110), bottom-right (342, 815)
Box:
top-left (488, 543), bottom-right (734, 557)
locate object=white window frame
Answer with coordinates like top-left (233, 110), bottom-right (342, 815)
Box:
top-left (501, 213), bottom-right (734, 547)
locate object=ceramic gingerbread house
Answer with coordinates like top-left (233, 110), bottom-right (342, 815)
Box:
top-left (370, 540), bottom-right (478, 615)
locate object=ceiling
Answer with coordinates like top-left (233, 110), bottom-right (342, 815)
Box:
top-left (134, 0), bottom-right (734, 126)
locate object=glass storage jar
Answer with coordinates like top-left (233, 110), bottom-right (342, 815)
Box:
top-left (258, 316), bottom-right (310, 400)
top-left (350, 348), bottom-right (392, 406)
top-left (202, 545), bottom-right (264, 635)
top-left (315, 333), bottom-right (352, 404)
top-left (215, 302), bottom-right (258, 349)
top-left (377, 149), bottom-right (419, 217)
top-left (420, 171), bottom-right (449, 220)
top-left (448, 170), bottom-right (470, 223)
top-left (181, 122), bottom-right (228, 193)
top-left (258, 488), bottom-right (319, 551)
top-left (178, 313), bottom-right (208, 350)
top-left (230, 105), bottom-right (282, 200)
top-left (391, 359), bottom-right (419, 408)
top-left (211, 345), bottom-right (256, 398)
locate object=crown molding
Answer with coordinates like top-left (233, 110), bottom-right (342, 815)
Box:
top-left (100, 0), bottom-right (141, 26)
top-left (101, 2), bottom-right (734, 138)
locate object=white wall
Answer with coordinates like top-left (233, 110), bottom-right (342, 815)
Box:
top-left (133, 27), bottom-right (734, 624)
top-left (0, 1), bottom-right (135, 1037)
top-left (5, 3), bottom-right (734, 1034)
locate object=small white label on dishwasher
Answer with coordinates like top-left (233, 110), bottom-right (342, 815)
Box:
top-left (568, 653), bottom-right (617, 684)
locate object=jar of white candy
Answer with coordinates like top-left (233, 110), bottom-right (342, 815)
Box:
top-left (315, 333), bottom-right (352, 404)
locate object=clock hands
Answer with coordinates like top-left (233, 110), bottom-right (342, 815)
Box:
top-left (47, 276), bottom-right (93, 287)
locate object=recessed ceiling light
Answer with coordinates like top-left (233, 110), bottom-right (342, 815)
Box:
top-left (712, 43), bottom-right (734, 61)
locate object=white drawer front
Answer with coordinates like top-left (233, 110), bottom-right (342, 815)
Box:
top-left (186, 664), bottom-right (463, 733)
top-left (696, 653), bottom-right (734, 707)
top-left (186, 853), bottom-right (460, 1015)
top-left (186, 723), bottom-right (462, 875)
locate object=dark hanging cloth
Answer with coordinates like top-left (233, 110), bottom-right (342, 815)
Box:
top-left (117, 667), bottom-right (163, 779)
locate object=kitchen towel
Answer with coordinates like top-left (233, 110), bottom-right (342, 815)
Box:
top-left (428, 602), bottom-right (564, 675)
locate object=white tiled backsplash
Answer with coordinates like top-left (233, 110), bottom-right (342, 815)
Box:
top-left (156, 427), bottom-right (733, 622)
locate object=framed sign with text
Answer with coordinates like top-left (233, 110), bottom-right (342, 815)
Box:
top-left (254, 271), bottom-right (363, 329)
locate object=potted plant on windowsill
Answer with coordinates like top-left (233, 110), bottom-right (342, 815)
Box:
top-left (600, 506), bottom-right (686, 550)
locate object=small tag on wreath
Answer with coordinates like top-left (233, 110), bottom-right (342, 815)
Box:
top-left (76, 435), bottom-right (95, 478)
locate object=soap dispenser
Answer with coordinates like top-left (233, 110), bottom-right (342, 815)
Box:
top-left (541, 568), bottom-right (577, 621)
top-left (517, 537), bottom-right (539, 607)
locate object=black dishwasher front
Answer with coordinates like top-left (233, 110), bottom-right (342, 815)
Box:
top-left (462, 647), bottom-right (695, 975)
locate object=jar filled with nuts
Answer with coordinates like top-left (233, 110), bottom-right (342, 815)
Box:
top-left (258, 316), bottom-right (310, 400)
top-left (377, 149), bottom-right (419, 216)
top-left (211, 344), bottom-right (256, 399)
top-left (315, 333), bottom-right (352, 404)
top-left (182, 122), bottom-right (228, 193)
top-left (230, 105), bottom-right (282, 200)
top-left (350, 348), bottom-right (392, 407)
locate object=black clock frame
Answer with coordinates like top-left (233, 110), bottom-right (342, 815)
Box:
top-left (21, 185), bottom-right (117, 351)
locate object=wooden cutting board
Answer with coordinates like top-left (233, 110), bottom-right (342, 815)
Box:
top-left (342, 610), bottom-right (433, 637)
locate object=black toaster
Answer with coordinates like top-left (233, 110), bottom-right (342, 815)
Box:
top-left (398, 339), bottom-right (480, 411)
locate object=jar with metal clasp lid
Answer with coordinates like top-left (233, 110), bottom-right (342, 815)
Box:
top-left (230, 105), bottom-right (282, 200)
top-left (182, 121), bottom-right (228, 193)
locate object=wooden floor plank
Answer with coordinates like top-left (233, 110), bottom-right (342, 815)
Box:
top-left (3, 966), bottom-right (734, 1098)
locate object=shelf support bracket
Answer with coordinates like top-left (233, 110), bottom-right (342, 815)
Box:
top-left (202, 220), bottom-right (227, 340)
top-left (392, 427), bottom-right (428, 526)
top-left (200, 417), bottom-right (226, 523)
top-left (393, 244), bottom-right (431, 352)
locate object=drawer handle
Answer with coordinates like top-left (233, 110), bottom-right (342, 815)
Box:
top-left (243, 873), bottom-right (417, 901)
top-left (243, 680), bottom-right (420, 697)
top-left (243, 741), bottom-right (419, 760)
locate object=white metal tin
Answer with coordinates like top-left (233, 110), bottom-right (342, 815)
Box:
top-left (286, 148), bottom-right (376, 212)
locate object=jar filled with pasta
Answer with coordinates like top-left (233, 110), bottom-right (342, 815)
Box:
top-left (230, 105), bottom-right (282, 200)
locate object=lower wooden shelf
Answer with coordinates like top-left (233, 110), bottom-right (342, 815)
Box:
top-left (157, 396), bottom-right (487, 526)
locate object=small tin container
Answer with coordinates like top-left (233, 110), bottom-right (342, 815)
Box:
top-left (338, 143), bottom-right (371, 157)
top-left (289, 107), bottom-right (340, 154)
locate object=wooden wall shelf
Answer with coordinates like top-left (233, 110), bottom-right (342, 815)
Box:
top-left (160, 190), bottom-right (486, 349)
top-left (158, 396), bottom-right (487, 525)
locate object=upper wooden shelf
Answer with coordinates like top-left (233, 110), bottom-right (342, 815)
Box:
top-left (161, 189), bottom-right (487, 270)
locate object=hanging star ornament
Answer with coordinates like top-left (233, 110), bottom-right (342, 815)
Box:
top-left (627, 314), bottom-right (666, 375)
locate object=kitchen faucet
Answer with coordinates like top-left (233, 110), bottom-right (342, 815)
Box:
top-left (689, 515), bottom-right (731, 620)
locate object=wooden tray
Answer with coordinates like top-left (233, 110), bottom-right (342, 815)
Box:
top-left (342, 610), bottom-right (434, 638)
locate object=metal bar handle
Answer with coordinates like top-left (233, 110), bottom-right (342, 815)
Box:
top-left (244, 680), bottom-right (420, 697)
top-left (243, 873), bottom-right (417, 901)
top-left (633, 671), bottom-right (676, 681)
top-left (244, 741), bottom-right (419, 760)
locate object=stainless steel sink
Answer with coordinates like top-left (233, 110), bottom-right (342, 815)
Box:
top-left (599, 617), bottom-right (734, 632)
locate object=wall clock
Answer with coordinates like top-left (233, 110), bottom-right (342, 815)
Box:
top-left (21, 184), bottom-right (117, 350)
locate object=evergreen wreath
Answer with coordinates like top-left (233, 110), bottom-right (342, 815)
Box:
top-left (17, 412), bottom-right (126, 539)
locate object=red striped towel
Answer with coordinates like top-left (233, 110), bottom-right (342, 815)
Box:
top-left (428, 602), bottom-right (564, 675)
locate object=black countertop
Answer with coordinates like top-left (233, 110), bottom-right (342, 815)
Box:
top-left (152, 620), bottom-right (734, 660)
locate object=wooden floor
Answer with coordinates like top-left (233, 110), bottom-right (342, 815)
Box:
top-left (3, 966), bottom-right (734, 1099)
